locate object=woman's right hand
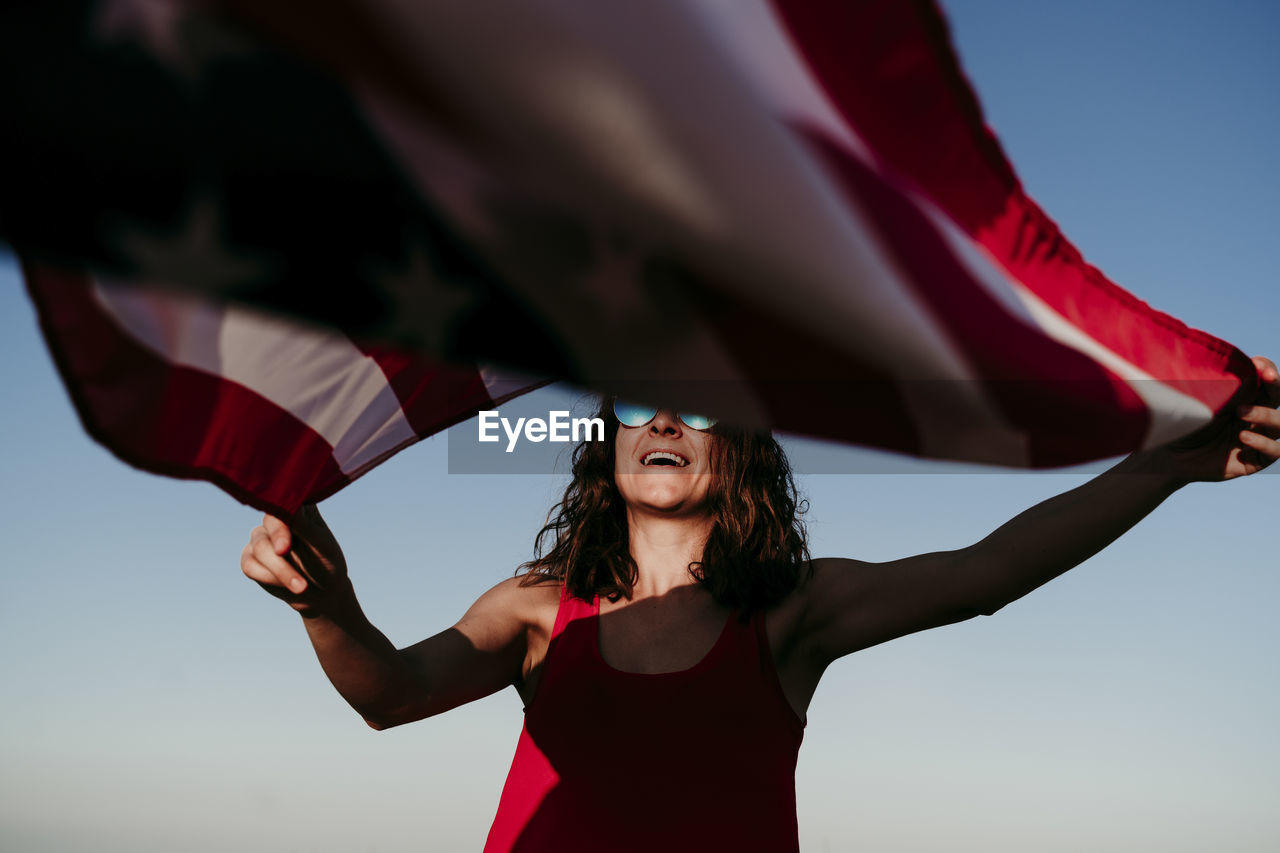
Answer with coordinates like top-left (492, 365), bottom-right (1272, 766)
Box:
top-left (240, 503), bottom-right (350, 614)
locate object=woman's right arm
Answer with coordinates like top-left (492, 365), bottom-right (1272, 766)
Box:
top-left (240, 504), bottom-right (531, 729)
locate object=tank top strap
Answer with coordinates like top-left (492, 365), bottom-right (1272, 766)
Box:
top-left (549, 584), bottom-right (596, 641)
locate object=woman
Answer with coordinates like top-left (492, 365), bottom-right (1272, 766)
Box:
top-left (241, 358), bottom-right (1280, 852)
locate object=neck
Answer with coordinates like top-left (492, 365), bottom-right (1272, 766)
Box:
top-left (625, 507), bottom-right (714, 598)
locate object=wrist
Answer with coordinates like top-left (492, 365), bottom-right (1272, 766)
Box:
top-left (297, 576), bottom-right (361, 621)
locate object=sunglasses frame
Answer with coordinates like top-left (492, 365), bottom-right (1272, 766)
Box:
top-left (611, 399), bottom-right (718, 431)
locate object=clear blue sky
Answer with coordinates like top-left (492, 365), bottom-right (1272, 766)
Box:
top-left (2, 2), bottom-right (1277, 850)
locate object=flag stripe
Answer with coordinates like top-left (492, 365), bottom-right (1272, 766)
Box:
top-left (12, 0), bottom-right (1258, 515)
top-left (26, 262), bottom-right (549, 516)
top-left (763, 0), bottom-right (1247, 446)
top-left (356, 344), bottom-right (550, 452)
top-left (91, 283), bottom-right (420, 476)
top-left (768, 0), bottom-right (1246, 393)
top-left (918, 204), bottom-right (1219, 449)
top-left (25, 264), bottom-right (348, 517)
top-left (801, 127), bottom-right (1150, 465)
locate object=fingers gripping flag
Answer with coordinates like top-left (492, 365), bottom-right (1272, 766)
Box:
top-left (7, 0), bottom-right (1256, 514)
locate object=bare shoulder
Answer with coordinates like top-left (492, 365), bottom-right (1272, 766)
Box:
top-left (766, 558), bottom-right (877, 659)
top-left (805, 556), bottom-right (881, 607)
top-left (458, 574), bottom-right (560, 637)
top-left (796, 552), bottom-right (982, 666)
top-left (776, 558), bottom-right (880, 623)
top-left (384, 575), bottom-right (565, 722)
top-left (512, 574), bottom-right (563, 635)
top-left (764, 559), bottom-right (879, 720)
top-left (502, 575), bottom-right (563, 704)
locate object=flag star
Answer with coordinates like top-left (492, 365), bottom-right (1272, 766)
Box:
top-left (577, 230), bottom-right (667, 331)
top-left (174, 13), bottom-right (259, 75)
top-left (464, 188), bottom-right (699, 362)
top-left (95, 0), bottom-right (185, 65)
top-left (95, 0), bottom-right (257, 82)
top-left (367, 235), bottom-right (480, 358)
top-left (114, 196), bottom-right (271, 294)
top-left (471, 190), bottom-right (651, 330)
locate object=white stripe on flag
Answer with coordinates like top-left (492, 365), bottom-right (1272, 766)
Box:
top-left (921, 206), bottom-right (1216, 449)
top-left (90, 281), bottom-right (419, 475)
top-left (684, 0), bottom-right (1036, 462)
top-left (479, 365), bottom-right (545, 407)
top-left (698, 0), bottom-right (1213, 456)
top-left (355, 0), bottom-right (1018, 450)
top-left (686, 0), bottom-right (872, 160)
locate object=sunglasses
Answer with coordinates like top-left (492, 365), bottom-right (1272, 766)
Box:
top-left (612, 399), bottom-right (718, 431)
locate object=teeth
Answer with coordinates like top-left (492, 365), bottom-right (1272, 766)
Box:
top-left (642, 451), bottom-right (688, 467)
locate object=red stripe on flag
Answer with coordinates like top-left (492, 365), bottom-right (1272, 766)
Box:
top-left (768, 0), bottom-right (1017, 235)
top-left (769, 0), bottom-right (1252, 414)
top-left (801, 127), bottom-right (1149, 466)
top-left (354, 343), bottom-right (551, 448)
top-left (984, 205), bottom-right (1253, 410)
top-left (689, 287), bottom-right (925, 458)
top-left (769, 0), bottom-right (1012, 231)
top-left (356, 342), bottom-right (493, 437)
top-left (24, 264), bottom-right (346, 518)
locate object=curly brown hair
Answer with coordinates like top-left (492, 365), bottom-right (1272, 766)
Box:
top-left (520, 398), bottom-right (810, 613)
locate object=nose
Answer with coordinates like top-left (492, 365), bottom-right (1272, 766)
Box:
top-left (648, 409), bottom-right (683, 436)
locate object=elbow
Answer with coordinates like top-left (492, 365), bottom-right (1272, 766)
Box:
top-left (936, 604), bottom-right (995, 627)
top-left (972, 597), bottom-right (1007, 618)
top-left (362, 710), bottom-right (416, 731)
top-left (947, 549), bottom-right (1015, 618)
top-left (959, 595), bottom-right (1008, 619)
top-left (938, 595), bottom-right (1006, 624)
top-left (360, 699), bottom-right (433, 731)
top-left (361, 708), bottom-right (412, 731)
top-left (354, 699), bottom-right (404, 730)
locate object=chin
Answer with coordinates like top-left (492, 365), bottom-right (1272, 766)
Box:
top-left (626, 486), bottom-right (710, 516)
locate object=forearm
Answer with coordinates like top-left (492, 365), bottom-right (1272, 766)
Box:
top-left (958, 449), bottom-right (1185, 614)
top-left (299, 582), bottom-right (429, 728)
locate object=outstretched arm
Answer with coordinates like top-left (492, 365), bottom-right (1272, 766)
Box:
top-left (240, 505), bottom-right (532, 729)
top-left (798, 356), bottom-right (1280, 667)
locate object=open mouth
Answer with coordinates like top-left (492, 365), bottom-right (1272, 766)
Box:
top-left (641, 451), bottom-right (689, 467)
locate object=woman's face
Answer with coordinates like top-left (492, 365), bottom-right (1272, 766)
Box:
top-left (613, 409), bottom-right (715, 518)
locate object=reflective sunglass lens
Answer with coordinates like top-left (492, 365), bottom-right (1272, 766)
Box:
top-left (613, 400), bottom-right (658, 427)
top-left (679, 414), bottom-right (717, 430)
top-left (613, 400), bottom-right (717, 431)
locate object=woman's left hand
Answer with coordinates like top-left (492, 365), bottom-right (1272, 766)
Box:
top-left (1164, 355), bottom-right (1280, 483)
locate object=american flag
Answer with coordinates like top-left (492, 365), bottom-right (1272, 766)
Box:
top-left (4, 0), bottom-right (1255, 515)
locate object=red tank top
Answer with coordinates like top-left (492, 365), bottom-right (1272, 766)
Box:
top-left (484, 588), bottom-right (805, 852)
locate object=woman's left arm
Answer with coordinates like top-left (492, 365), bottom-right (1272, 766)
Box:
top-left (798, 356), bottom-right (1280, 667)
